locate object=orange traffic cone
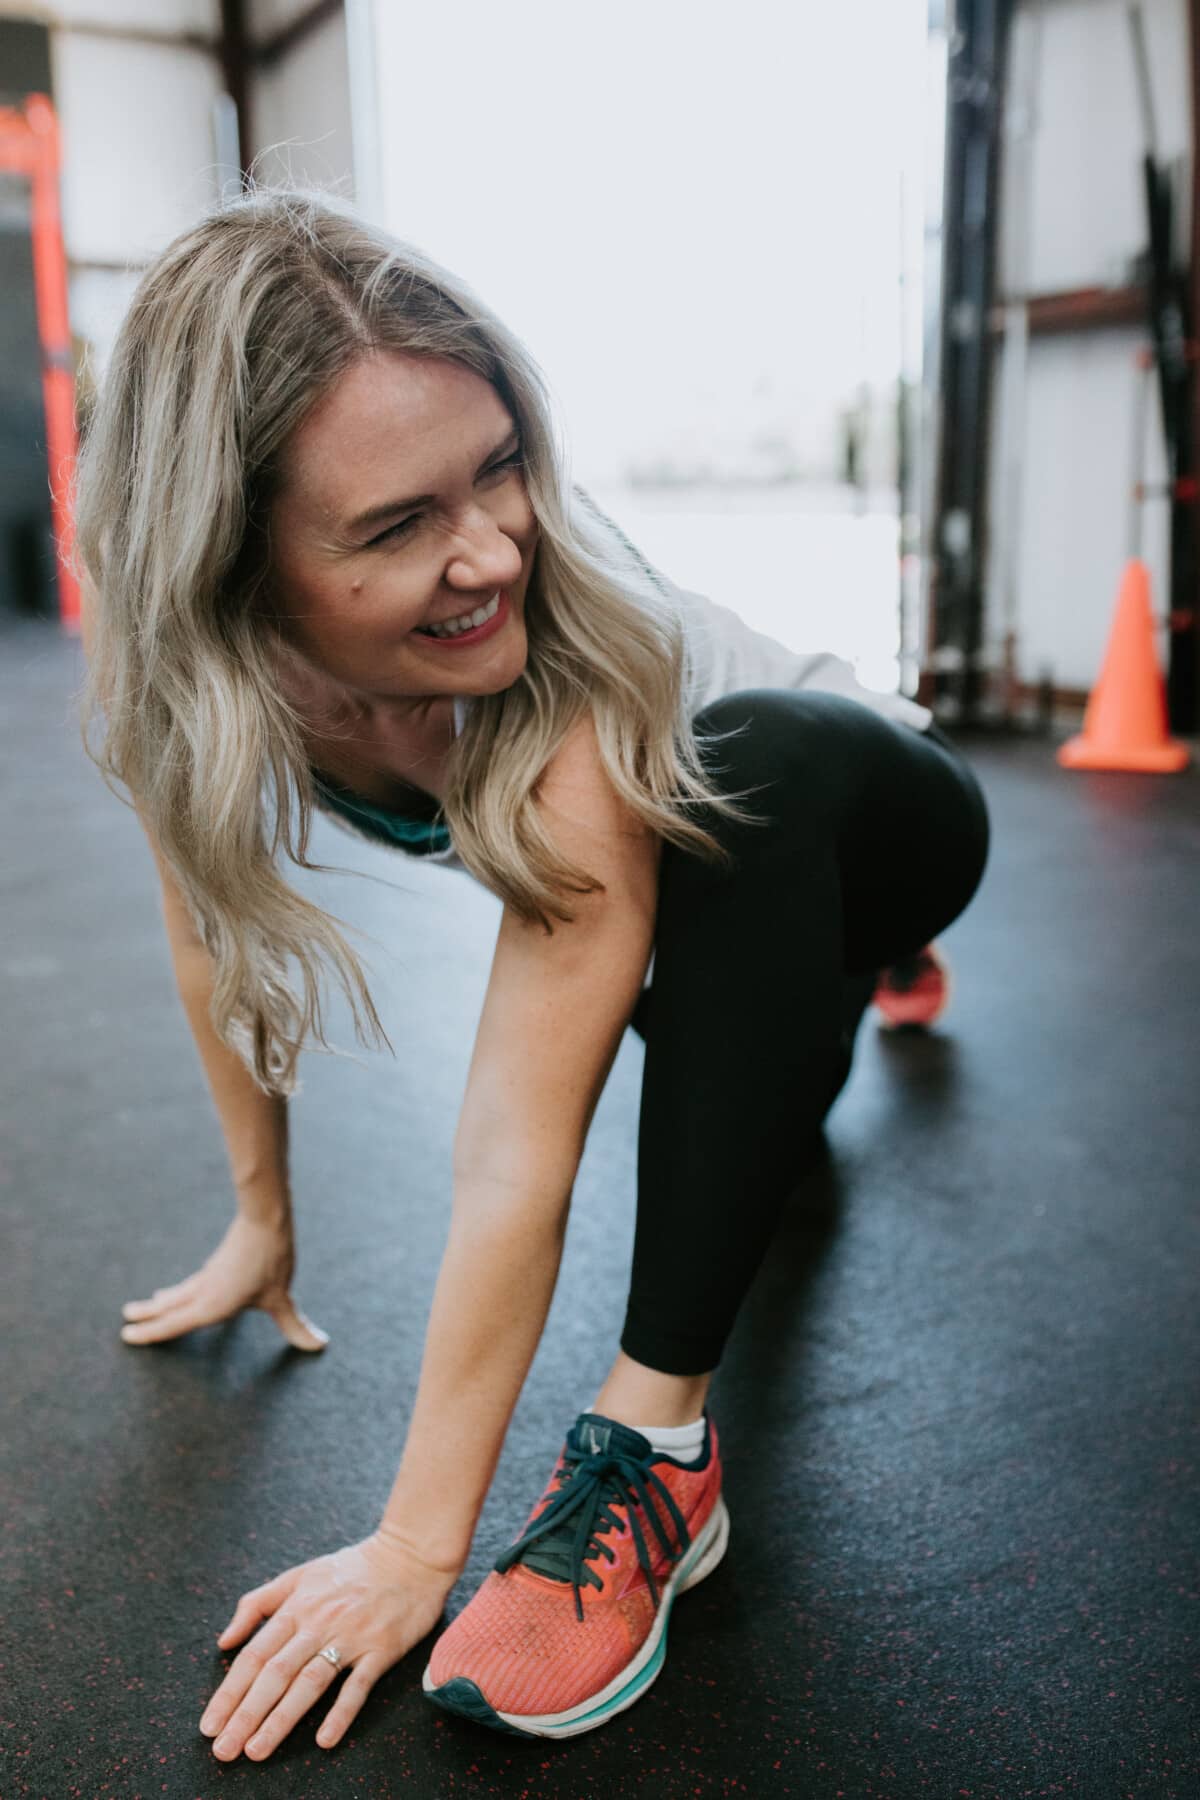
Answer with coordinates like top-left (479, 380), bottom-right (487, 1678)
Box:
top-left (1057, 559), bottom-right (1190, 772)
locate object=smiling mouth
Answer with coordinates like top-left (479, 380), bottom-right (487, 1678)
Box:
top-left (415, 590), bottom-right (506, 639)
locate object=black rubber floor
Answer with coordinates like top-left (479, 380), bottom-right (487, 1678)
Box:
top-left (3, 614), bottom-right (1197, 1799)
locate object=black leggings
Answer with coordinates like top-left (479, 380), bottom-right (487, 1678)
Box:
top-left (622, 689), bottom-right (992, 1376)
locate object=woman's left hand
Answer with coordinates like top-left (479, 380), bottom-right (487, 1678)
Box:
top-left (198, 1532), bottom-right (459, 1760)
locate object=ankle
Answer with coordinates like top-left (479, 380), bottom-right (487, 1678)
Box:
top-left (592, 1351), bottom-right (712, 1430)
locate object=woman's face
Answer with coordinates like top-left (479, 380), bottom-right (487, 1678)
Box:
top-left (268, 350), bottom-right (539, 711)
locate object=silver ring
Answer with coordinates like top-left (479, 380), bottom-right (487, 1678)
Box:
top-left (317, 1644), bottom-right (341, 1668)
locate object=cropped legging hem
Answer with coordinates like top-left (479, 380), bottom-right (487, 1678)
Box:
top-left (617, 689), bottom-right (992, 1378)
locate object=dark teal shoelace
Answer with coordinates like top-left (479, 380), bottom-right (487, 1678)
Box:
top-left (493, 1416), bottom-right (693, 1623)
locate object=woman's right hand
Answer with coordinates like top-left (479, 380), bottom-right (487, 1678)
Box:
top-left (120, 1213), bottom-right (329, 1351)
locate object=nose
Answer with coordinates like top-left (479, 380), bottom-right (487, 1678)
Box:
top-left (445, 507), bottom-right (525, 594)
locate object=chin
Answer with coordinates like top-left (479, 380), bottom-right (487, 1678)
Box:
top-left (479, 637), bottom-right (529, 694)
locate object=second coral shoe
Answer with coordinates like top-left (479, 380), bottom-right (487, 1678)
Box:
top-left (872, 940), bottom-right (953, 1029)
top-left (422, 1409), bottom-right (729, 1737)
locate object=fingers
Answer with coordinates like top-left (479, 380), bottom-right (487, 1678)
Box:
top-left (119, 1301), bottom-right (203, 1345)
top-left (206, 1643), bottom-right (381, 1761)
top-left (201, 1615), bottom-right (304, 1756)
top-left (259, 1294), bottom-right (330, 1353)
top-left (121, 1278), bottom-right (197, 1320)
top-left (216, 1571), bottom-right (300, 1652)
top-left (238, 1645), bottom-right (342, 1760)
top-left (120, 1280), bottom-right (330, 1351)
top-left (313, 1657), bottom-right (380, 1749)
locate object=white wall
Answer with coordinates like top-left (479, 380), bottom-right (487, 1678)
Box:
top-left (0, 0), bottom-right (220, 382)
top-left (987, 0), bottom-right (1188, 697)
top-left (367, 0), bottom-right (928, 491)
top-left (986, 324), bottom-right (1170, 692)
top-left (54, 34), bottom-right (224, 265)
top-left (0, 0), bottom-right (354, 379)
top-left (249, 0), bottom-right (317, 33)
top-left (249, 3), bottom-right (354, 196)
top-left (11, 0), bottom-right (216, 29)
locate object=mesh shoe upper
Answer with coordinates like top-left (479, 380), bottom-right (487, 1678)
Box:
top-left (426, 1411), bottom-right (723, 1716)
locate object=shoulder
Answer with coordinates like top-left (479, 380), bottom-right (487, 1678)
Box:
top-left (532, 711), bottom-right (661, 911)
top-left (535, 712), bottom-right (649, 839)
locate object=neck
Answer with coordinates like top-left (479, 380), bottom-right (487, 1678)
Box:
top-left (270, 633), bottom-right (454, 735)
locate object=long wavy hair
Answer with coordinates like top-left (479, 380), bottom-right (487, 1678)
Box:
top-left (74, 185), bottom-right (764, 1098)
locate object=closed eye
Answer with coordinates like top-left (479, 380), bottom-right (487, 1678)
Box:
top-left (369, 451), bottom-right (526, 547)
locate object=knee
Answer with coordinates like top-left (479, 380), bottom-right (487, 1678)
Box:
top-left (691, 686), bottom-right (872, 800)
top-left (953, 779), bottom-right (992, 915)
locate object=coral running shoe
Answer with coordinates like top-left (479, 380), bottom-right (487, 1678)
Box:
top-left (422, 1410), bottom-right (729, 1738)
top-left (872, 940), bottom-right (953, 1029)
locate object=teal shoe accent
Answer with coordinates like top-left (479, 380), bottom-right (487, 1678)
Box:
top-left (561, 1630), bottom-right (669, 1726)
top-left (424, 1677), bottom-right (536, 1737)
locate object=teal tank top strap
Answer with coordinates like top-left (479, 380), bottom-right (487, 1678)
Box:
top-left (308, 692), bottom-right (470, 856)
top-left (309, 769), bottom-right (453, 855)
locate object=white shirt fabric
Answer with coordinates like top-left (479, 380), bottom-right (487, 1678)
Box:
top-left (668, 582), bottom-right (933, 734)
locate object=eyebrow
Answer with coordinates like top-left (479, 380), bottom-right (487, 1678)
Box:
top-left (345, 425), bottom-right (521, 537)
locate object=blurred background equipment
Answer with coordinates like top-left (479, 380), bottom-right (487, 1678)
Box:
top-left (1055, 554), bottom-right (1190, 767)
top-left (0, 0), bottom-right (354, 624)
top-left (1, 18), bottom-right (63, 623)
top-left (957, 0), bottom-right (1200, 740)
top-left (1126, 0), bottom-right (1197, 737)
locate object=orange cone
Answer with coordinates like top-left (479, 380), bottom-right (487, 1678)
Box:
top-left (1057, 559), bottom-right (1190, 772)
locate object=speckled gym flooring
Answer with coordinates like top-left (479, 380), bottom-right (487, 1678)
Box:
top-left (3, 613), bottom-right (1197, 1798)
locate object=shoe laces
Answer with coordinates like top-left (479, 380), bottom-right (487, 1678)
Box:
top-left (493, 1421), bottom-right (693, 1623)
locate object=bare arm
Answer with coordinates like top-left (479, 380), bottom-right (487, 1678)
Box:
top-left (142, 818), bottom-right (295, 1226)
top-left (376, 714), bottom-right (661, 1574)
top-left (167, 939), bottom-right (293, 1227)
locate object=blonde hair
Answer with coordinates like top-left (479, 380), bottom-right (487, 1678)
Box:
top-left (74, 185), bottom-right (764, 1098)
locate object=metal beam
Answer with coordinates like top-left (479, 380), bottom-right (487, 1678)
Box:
top-left (990, 284), bottom-right (1148, 337)
top-left (218, 0), bottom-right (251, 170)
top-left (40, 2), bottom-right (344, 74)
top-left (45, 21), bottom-right (217, 57)
top-left (1187, 0), bottom-right (1200, 721)
top-left (255, 0), bottom-right (345, 70)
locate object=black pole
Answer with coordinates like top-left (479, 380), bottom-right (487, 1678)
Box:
top-left (929, 0), bottom-right (1013, 726)
top-left (1129, 1), bottom-right (1197, 731)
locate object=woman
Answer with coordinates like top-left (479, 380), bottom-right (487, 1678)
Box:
top-left (75, 187), bottom-right (990, 1755)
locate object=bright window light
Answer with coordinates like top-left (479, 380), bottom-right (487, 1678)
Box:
top-left (369, 0), bottom-right (930, 690)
